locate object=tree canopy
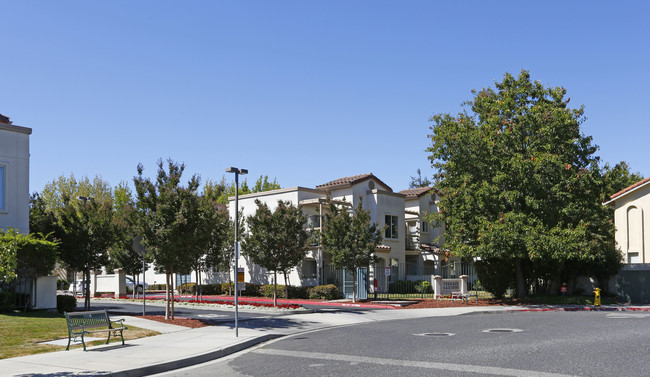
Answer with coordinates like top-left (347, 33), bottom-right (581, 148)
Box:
top-left (321, 202), bottom-right (382, 302)
top-left (244, 200), bottom-right (309, 305)
top-left (427, 70), bottom-right (622, 298)
top-left (134, 159), bottom-right (201, 319)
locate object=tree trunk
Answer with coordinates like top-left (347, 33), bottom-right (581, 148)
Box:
top-left (165, 272), bottom-right (170, 320)
top-left (515, 259), bottom-right (526, 299)
top-left (352, 268), bottom-right (357, 303)
top-left (170, 266), bottom-right (175, 320)
top-left (84, 269), bottom-right (90, 310)
top-left (273, 271), bottom-right (278, 307)
top-left (196, 269), bottom-right (201, 301)
top-left (284, 272), bottom-right (289, 300)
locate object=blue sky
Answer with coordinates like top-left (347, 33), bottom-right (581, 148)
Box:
top-left (2, 1), bottom-right (648, 194)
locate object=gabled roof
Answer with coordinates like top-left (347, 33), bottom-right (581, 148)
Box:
top-left (399, 186), bottom-right (435, 199)
top-left (0, 114), bottom-right (11, 124)
top-left (316, 173), bottom-right (393, 192)
top-left (606, 177), bottom-right (650, 204)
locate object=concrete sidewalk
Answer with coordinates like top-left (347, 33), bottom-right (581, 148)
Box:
top-left (3, 304), bottom-right (648, 377)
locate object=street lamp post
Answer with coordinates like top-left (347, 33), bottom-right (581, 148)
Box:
top-left (226, 167), bottom-right (247, 337)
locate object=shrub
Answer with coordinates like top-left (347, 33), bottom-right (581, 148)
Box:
top-left (197, 284), bottom-right (222, 295)
top-left (177, 283), bottom-right (196, 295)
top-left (261, 284), bottom-right (286, 298)
top-left (308, 284), bottom-right (340, 300)
top-left (241, 283), bottom-right (262, 297)
top-left (288, 285), bottom-right (310, 299)
top-left (57, 295), bottom-right (77, 313)
top-left (475, 259), bottom-right (512, 299)
top-left (0, 290), bottom-right (16, 311)
top-left (389, 280), bottom-right (417, 294)
top-left (415, 280), bottom-right (432, 293)
top-left (221, 282), bottom-right (234, 295)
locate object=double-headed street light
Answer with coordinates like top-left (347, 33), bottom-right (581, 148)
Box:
top-left (226, 167), bottom-right (247, 337)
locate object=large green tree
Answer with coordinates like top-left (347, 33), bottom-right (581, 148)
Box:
top-left (427, 70), bottom-right (621, 298)
top-left (321, 202), bottom-right (383, 303)
top-left (57, 195), bottom-right (114, 309)
top-left (133, 159), bottom-right (201, 319)
top-left (244, 200), bottom-right (309, 306)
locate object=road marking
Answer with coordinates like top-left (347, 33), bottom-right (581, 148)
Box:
top-left (606, 313), bottom-right (650, 318)
top-left (253, 348), bottom-right (577, 377)
top-left (196, 314), bottom-right (228, 318)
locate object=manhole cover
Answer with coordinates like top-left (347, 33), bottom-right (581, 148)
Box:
top-left (482, 328), bottom-right (523, 333)
top-left (414, 332), bottom-right (455, 337)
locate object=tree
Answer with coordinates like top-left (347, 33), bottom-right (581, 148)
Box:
top-left (0, 229), bottom-right (58, 310)
top-left (409, 169), bottom-right (432, 188)
top-left (133, 159), bottom-right (201, 319)
top-left (244, 200), bottom-right (310, 306)
top-left (57, 195), bottom-right (114, 309)
top-left (215, 175), bottom-right (281, 204)
top-left (602, 162), bottom-right (644, 201)
top-left (427, 70), bottom-right (620, 298)
top-left (321, 202), bottom-right (383, 302)
top-left (40, 174), bottom-right (113, 213)
top-left (109, 183), bottom-right (149, 298)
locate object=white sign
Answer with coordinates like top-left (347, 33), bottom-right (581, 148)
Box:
top-left (441, 279), bottom-right (461, 295)
top-left (237, 282), bottom-right (246, 291)
top-left (385, 267), bottom-right (391, 276)
top-left (235, 242), bottom-right (241, 259)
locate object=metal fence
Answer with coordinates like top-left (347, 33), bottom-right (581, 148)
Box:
top-left (321, 261), bottom-right (478, 300)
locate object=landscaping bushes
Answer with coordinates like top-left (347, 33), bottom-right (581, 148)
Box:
top-left (308, 284), bottom-right (340, 300)
top-left (57, 295), bottom-right (77, 313)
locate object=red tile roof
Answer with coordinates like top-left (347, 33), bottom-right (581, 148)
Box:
top-left (399, 187), bottom-right (435, 199)
top-left (316, 173), bottom-right (393, 192)
top-left (609, 177), bottom-right (650, 201)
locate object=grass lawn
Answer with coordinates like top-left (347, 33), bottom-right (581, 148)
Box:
top-left (0, 310), bottom-right (159, 359)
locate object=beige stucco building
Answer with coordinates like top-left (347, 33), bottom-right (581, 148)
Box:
top-left (0, 114), bottom-right (31, 234)
top-left (605, 177), bottom-right (650, 303)
top-left (605, 177), bottom-right (650, 264)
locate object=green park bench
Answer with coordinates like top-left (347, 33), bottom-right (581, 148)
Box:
top-left (64, 309), bottom-right (128, 351)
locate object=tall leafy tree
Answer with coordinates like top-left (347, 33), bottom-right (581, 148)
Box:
top-left (602, 162), bottom-right (644, 201)
top-left (57, 195), bottom-right (114, 309)
top-left (321, 202), bottom-right (383, 303)
top-left (244, 200), bottom-right (309, 306)
top-left (216, 175), bottom-right (281, 204)
top-left (409, 168), bottom-right (432, 188)
top-left (133, 159), bottom-right (200, 319)
top-left (427, 70), bottom-right (620, 298)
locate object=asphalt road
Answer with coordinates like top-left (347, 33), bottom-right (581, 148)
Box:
top-left (154, 310), bottom-right (650, 377)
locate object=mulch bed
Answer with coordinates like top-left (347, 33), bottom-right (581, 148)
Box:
top-left (136, 315), bottom-right (210, 328)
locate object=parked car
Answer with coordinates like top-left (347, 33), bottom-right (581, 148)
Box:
top-left (126, 276), bottom-right (148, 292)
top-left (68, 280), bottom-right (88, 296)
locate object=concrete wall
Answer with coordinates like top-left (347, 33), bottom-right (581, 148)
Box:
top-left (0, 123), bottom-right (31, 234)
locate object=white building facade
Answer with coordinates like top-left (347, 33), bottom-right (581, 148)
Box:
top-left (228, 174), bottom-right (445, 295)
top-left (0, 114), bottom-right (31, 234)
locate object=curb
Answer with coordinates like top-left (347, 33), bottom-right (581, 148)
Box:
top-left (510, 306), bottom-right (650, 313)
top-left (112, 334), bottom-right (282, 377)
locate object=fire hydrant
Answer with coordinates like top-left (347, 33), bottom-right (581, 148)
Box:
top-left (593, 287), bottom-right (601, 306)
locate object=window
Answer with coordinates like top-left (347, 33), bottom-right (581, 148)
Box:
top-left (421, 221), bottom-right (429, 233)
top-left (0, 165), bottom-right (5, 211)
top-left (385, 215), bottom-right (398, 239)
top-left (306, 214), bottom-right (320, 228)
top-left (302, 259), bottom-right (317, 278)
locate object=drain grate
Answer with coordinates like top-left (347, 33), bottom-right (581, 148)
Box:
top-left (414, 332), bottom-right (455, 337)
top-left (482, 328), bottom-right (523, 333)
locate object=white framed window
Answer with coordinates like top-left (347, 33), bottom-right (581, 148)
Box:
top-left (0, 165), bottom-right (5, 211)
top-left (385, 215), bottom-right (398, 239)
top-left (421, 220), bottom-right (429, 233)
